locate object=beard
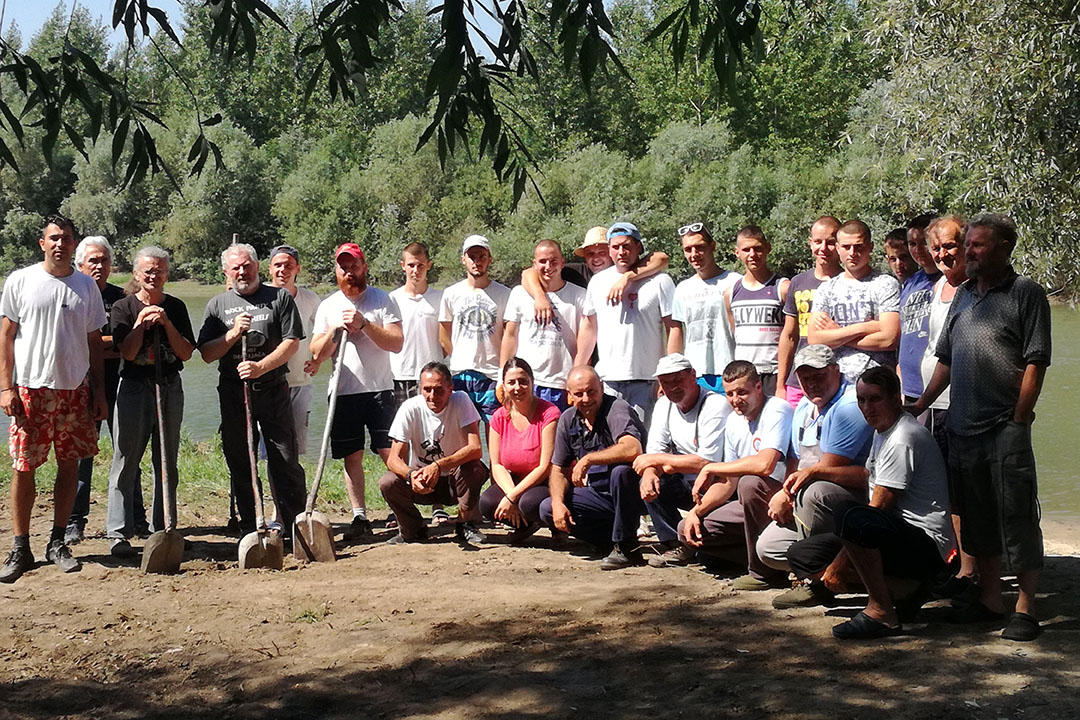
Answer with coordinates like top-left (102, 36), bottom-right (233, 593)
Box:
top-left (234, 276), bottom-right (259, 294)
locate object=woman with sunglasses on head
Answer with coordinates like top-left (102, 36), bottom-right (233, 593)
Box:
top-left (480, 357), bottom-right (561, 544)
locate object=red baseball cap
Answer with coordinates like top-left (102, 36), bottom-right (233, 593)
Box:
top-left (335, 243), bottom-right (365, 261)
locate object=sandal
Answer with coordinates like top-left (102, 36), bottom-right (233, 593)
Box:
top-left (832, 611), bottom-right (901, 640)
top-left (1001, 612), bottom-right (1042, 641)
top-left (431, 508), bottom-right (452, 525)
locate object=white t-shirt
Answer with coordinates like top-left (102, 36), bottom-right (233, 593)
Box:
top-left (389, 391), bottom-right (481, 469)
top-left (671, 270), bottom-right (740, 376)
top-left (920, 277), bottom-right (952, 411)
top-left (867, 412), bottom-right (954, 559)
top-left (646, 389), bottom-right (729, 462)
top-left (503, 283), bottom-right (587, 389)
top-left (813, 270), bottom-right (901, 383)
top-left (283, 286), bottom-right (320, 388)
top-left (312, 287), bottom-right (401, 395)
top-left (389, 286), bottom-right (444, 382)
top-left (722, 395), bottom-right (794, 482)
top-left (0, 264), bottom-right (106, 390)
top-left (439, 279), bottom-right (511, 380)
top-left (584, 267), bottom-right (675, 381)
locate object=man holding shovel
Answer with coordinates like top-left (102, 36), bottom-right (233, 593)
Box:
top-left (105, 247), bottom-right (195, 558)
top-left (197, 244), bottom-right (307, 541)
top-left (310, 243), bottom-right (403, 541)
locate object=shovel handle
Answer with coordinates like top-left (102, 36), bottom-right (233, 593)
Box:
top-left (305, 327), bottom-right (346, 515)
top-left (241, 334), bottom-right (266, 531)
top-left (153, 327), bottom-right (176, 533)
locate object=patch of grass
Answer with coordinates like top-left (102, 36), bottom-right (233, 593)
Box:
top-left (292, 603), bottom-right (331, 623)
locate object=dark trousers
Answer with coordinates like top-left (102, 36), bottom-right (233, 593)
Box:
top-left (645, 472), bottom-right (696, 543)
top-left (71, 387), bottom-right (147, 530)
top-left (539, 464), bottom-right (643, 549)
top-left (219, 379), bottom-right (307, 534)
top-left (379, 460), bottom-right (488, 540)
top-left (480, 483), bottom-right (550, 526)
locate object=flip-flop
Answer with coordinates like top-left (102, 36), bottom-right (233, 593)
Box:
top-left (1001, 612), bottom-right (1042, 641)
top-left (832, 611), bottom-right (901, 640)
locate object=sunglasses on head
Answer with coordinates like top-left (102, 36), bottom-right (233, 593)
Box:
top-left (678, 222), bottom-right (711, 238)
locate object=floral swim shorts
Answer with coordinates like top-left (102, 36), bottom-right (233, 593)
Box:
top-left (7, 383), bottom-right (98, 472)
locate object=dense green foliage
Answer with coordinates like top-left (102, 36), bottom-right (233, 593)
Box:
top-left (1, 0), bottom-right (1076, 291)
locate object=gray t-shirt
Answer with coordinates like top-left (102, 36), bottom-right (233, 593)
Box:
top-left (867, 412), bottom-right (954, 559)
top-left (197, 284), bottom-right (304, 382)
top-left (935, 270), bottom-right (1052, 436)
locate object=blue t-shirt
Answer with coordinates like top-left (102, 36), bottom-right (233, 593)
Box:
top-left (790, 384), bottom-right (873, 466)
top-left (898, 270), bottom-right (939, 397)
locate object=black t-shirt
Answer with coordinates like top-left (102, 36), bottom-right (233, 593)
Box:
top-left (101, 283), bottom-right (125, 389)
top-left (111, 293), bottom-right (196, 380)
top-left (562, 264), bottom-right (591, 289)
top-left (196, 284), bottom-right (304, 382)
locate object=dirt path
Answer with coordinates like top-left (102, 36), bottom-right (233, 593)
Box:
top-left (1, 502), bottom-right (1078, 720)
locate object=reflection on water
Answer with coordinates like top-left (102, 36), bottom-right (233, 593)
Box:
top-left (28, 283), bottom-right (1079, 520)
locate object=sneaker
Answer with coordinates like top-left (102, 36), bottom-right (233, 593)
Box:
top-left (133, 522), bottom-right (151, 539)
top-left (636, 517), bottom-right (652, 539)
top-left (110, 539), bottom-right (137, 558)
top-left (342, 516), bottom-right (373, 541)
top-left (647, 543), bottom-right (696, 568)
top-left (64, 522), bottom-right (85, 546)
top-left (455, 522), bottom-right (487, 546)
top-left (772, 581), bottom-right (835, 609)
top-left (600, 545), bottom-right (645, 571)
top-left (0, 546), bottom-right (35, 584)
top-left (732, 574), bottom-right (775, 591)
top-left (45, 540), bottom-right (81, 574)
top-left (385, 512), bottom-right (399, 530)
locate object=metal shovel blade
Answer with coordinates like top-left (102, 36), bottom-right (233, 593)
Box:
top-left (238, 529), bottom-right (284, 570)
top-left (141, 529), bottom-right (185, 574)
top-left (293, 510), bottom-right (336, 563)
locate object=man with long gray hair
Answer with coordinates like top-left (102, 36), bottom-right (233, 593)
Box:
top-left (197, 243), bottom-right (307, 541)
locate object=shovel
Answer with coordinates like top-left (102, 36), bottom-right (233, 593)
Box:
top-left (293, 328), bottom-right (345, 562)
top-left (237, 334), bottom-right (284, 570)
top-left (142, 327), bottom-right (185, 574)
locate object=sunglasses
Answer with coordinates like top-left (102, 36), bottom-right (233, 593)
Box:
top-left (678, 222), bottom-right (712, 238)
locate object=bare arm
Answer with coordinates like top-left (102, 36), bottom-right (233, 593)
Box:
top-left (488, 427), bottom-right (517, 495)
top-left (628, 251), bottom-right (669, 282)
top-left (0, 318), bottom-right (21, 417)
top-left (852, 311), bottom-right (899, 351)
top-left (199, 314), bottom-right (250, 363)
top-left (807, 311), bottom-right (872, 347)
top-left (667, 322), bottom-right (684, 355)
top-left (440, 422), bottom-right (483, 471)
top-left (912, 361), bottom-right (951, 414)
top-left (696, 449), bottom-right (784, 497)
top-left (783, 452), bottom-right (869, 495)
top-left (364, 320), bottom-right (404, 353)
top-left (574, 314), bottom-right (596, 365)
top-left (776, 315), bottom-right (797, 397)
top-left (386, 439), bottom-right (413, 479)
top-left (439, 320), bottom-right (453, 357)
top-left (581, 434), bottom-right (643, 468)
top-left (521, 267), bottom-right (555, 325)
top-left (662, 315), bottom-right (680, 346)
top-left (1014, 363), bottom-right (1047, 424)
top-left (500, 320), bottom-right (520, 369)
top-left (88, 329), bottom-right (107, 420)
top-left (634, 451), bottom-right (710, 476)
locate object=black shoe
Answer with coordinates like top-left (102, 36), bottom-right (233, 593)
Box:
top-left (133, 522), bottom-right (151, 539)
top-left (64, 522), bottom-right (85, 546)
top-left (45, 540), bottom-right (80, 573)
top-left (455, 522), bottom-right (487, 546)
top-left (832, 611), bottom-right (901, 640)
top-left (342, 516), bottom-right (373, 541)
top-left (600, 545), bottom-right (644, 571)
top-left (1001, 612), bottom-right (1042, 641)
top-left (110, 539), bottom-right (137, 559)
top-left (0, 546), bottom-right (35, 583)
top-left (507, 522), bottom-right (541, 546)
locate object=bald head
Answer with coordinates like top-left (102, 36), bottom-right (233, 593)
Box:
top-left (535, 239), bottom-right (562, 257)
top-left (534, 238), bottom-right (566, 286)
top-left (811, 216), bottom-right (840, 236)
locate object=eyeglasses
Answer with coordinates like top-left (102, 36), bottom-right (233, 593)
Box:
top-left (678, 222), bottom-right (711, 238)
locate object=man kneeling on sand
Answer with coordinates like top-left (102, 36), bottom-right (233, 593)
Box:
top-left (379, 362), bottom-right (489, 547)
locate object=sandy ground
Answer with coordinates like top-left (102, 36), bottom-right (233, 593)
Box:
top-left (1, 498), bottom-right (1078, 720)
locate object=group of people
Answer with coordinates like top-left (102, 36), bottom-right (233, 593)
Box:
top-left (0, 211), bottom-right (1051, 644)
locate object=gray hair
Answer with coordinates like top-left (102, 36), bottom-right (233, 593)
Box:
top-left (132, 245), bottom-right (171, 270)
top-left (221, 243), bottom-right (258, 269)
top-left (968, 213), bottom-right (1018, 249)
top-left (75, 236), bottom-right (114, 267)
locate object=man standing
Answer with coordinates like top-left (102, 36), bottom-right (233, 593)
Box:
top-left (67, 235), bottom-right (148, 544)
top-left (577, 222), bottom-right (676, 422)
top-left (808, 219), bottom-right (901, 384)
top-left (267, 245), bottom-right (321, 455)
top-left (914, 214), bottom-right (1051, 642)
top-left (660, 361), bottom-right (793, 574)
top-left (897, 215), bottom-right (942, 403)
top-left (726, 225), bottom-right (789, 396)
top-left (197, 244), bottom-right (306, 540)
top-left (632, 354), bottom-right (729, 568)
top-left (389, 242), bottom-right (444, 404)
top-left (379, 362), bottom-right (489, 546)
top-left (668, 222), bottom-right (741, 392)
top-left (502, 240), bottom-right (588, 409)
top-left (884, 229), bottom-right (918, 284)
top-left (310, 243), bottom-right (403, 540)
top-left (0, 215), bottom-right (107, 582)
top-left (777, 216), bottom-right (840, 407)
top-left (439, 235), bottom-right (511, 422)
top-left (538, 366), bottom-right (647, 567)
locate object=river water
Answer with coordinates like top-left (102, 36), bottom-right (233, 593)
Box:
top-left (145, 284), bottom-right (1080, 520)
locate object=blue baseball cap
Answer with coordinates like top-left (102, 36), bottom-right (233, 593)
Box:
top-left (606, 222), bottom-right (641, 242)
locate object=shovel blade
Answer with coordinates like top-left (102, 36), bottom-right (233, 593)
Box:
top-left (141, 530), bottom-right (185, 574)
top-left (293, 511), bottom-right (336, 563)
top-left (238, 530), bottom-right (284, 570)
